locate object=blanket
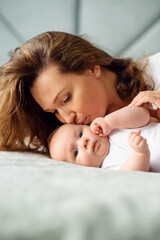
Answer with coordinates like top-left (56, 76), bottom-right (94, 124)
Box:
top-left (0, 151), bottom-right (160, 240)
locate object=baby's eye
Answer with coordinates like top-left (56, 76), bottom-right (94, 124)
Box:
top-left (74, 148), bottom-right (78, 157)
top-left (79, 130), bottom-right (83, 138)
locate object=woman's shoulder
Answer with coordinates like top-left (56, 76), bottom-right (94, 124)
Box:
top-left (147, 52), bottom-right (160, 72)
top-left (148, 52), bottom-right (160, 90)
top-left (148, 52), bottom-right (160, 62)
top-left (139, 52), bottom-right (160, 90)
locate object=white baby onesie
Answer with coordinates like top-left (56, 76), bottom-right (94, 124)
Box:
top-left (102, 52), bottom-right (160, 171)
top-left (102, 123), bottom-right (160, 172)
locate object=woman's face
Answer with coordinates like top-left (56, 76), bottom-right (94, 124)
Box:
top-left (30, 64), bottom-right (114, 125)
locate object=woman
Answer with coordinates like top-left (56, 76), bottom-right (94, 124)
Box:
top-left (0, 31), bottom-right (159, 153)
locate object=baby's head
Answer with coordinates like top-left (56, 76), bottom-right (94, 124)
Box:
top-left (49, 124), bottom-right (109, 167)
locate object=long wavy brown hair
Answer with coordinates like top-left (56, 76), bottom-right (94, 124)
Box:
top-left (0, 31), bottom-right (152, 153)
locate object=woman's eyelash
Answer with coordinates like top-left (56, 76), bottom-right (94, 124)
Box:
top-left (54, 110), bottom-right (58, 114)
top-left (51, 95), bottom-right (71, 114)
top-left (63, 95), bottom-right (70, 103)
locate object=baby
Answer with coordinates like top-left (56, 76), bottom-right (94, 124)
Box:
top-left (49, 123), bottom-right (151, 171)
top-left (48, 105), bottom-right (160, 172)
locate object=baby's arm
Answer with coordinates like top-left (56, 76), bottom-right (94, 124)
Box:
top-left (90, 105), bottom-right (150, 136)
top-left (120, 130), bottom-right (150, 171)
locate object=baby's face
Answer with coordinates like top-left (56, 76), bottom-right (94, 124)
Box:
top-left (49, 124), bottom-right (109, 167)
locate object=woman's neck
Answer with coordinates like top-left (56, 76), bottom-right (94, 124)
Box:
top-left (102, 68), bottom-right (130, 114)
top-left (107, 98), bottom-right (129, 114)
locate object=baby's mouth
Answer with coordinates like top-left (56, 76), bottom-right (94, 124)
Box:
top-left (91, 141), bottom-right (97, 152)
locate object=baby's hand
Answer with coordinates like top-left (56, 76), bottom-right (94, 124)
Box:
top-left (90, 117), bottom-right (112, 136)
top-left (128, 129), bottom-right (149, 153)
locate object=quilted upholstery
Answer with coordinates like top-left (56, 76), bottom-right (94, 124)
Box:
top-left (0, 0), bottom-right (160, 65)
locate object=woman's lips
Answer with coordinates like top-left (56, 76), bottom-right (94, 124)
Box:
top-left (78, 117), bottom-right (88, 125)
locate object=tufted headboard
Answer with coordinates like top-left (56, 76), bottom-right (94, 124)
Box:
top-left (0, 0), bottom-right (160, 66)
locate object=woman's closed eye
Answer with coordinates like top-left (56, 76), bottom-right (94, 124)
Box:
top-left (51, 95), bottom-right (71, 115)
top-left (63, 95), bottom-right (70, 104)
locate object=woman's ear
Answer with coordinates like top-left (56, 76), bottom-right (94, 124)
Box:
top-left (85, 65), bottom-right (101, 78)
top-left (93, 65), bottom-right (101, 78)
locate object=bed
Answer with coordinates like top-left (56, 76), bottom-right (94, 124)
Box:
top-left (1, 151), bottom-right (160, 240)
top-left (0, 53), bottom-right (160, 240)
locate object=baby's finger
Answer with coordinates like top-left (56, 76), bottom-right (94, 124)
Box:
top-left (99, 133), bottom-right (105, 137)
top-left (128, 132), bottom-right (137, 142)
top-left (128, 131), bottom-right (135, 140)
top-left (129, 130), bottom-right (141, 141)
top-left (135, 129), bottom-right (141, 135)
top-left (90, 125), bottom-right (98, 133)
top-left (134, 135), bottom-right (144, 145)
top-left (138, 139), bottom-right (149, 152)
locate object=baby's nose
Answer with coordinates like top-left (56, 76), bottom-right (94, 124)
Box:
top-left (83, 138), bottom-right (89, 149)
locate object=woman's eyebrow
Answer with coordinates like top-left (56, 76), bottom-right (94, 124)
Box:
top-left (44, 87), bottom-right (66, 112)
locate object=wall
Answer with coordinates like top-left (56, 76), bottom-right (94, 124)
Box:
top-left (0, 0), bottom-right (160, 65)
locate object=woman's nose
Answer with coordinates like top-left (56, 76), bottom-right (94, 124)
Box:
top-left (65, 112), bottom-right (76, 124)
top-left (68, 112), bottom-right (77, 124)
top-left (57, 110), bottom-right (76, 124)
